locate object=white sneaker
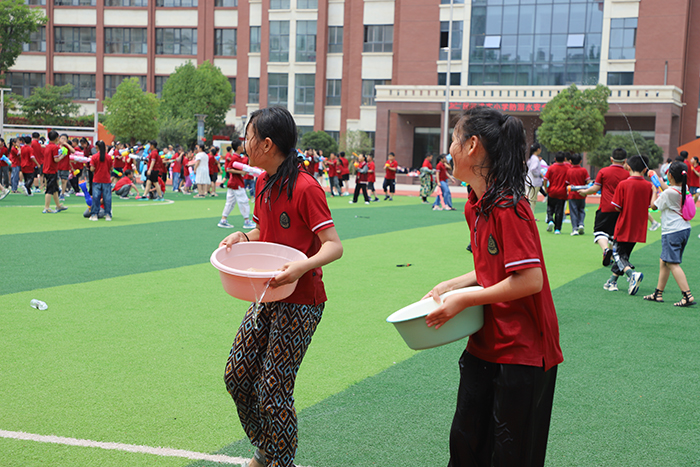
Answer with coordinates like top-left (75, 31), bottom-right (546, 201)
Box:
top-left (649, 221), bottom-right (660, 231)
top-left (0, 189), bottom-right (9, 200)
top-left (243, 220), bottom-right (256, 229)
top-left (105, 215), bottom-right (112, 222)
top-left (603, 280), bottom-right (619, 292)
top-left (628, 272), bottom-right (643, 295)
top-left (578, 225), bottom-right (585, 235)
top-left (89, 215), bottom-right (98, 221)
top-left (570, 231), bottom-right (579, 236)
top-left (218, 220), bottom-right (234, 228)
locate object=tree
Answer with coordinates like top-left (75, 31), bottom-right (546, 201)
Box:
top-left (157, 115), bottom-right (195, 149)
top-left (16, 84), bottom-right (80, 125)
top-left (103, 78), bottom-right (159, 144)
top-left (0, 0), bottom-right (47, 76)
top-left (339, 130), bottom-right (373, 156)
top-left (300, 130), bottom-right (338, 155)
top-left (537, 84), bottom-right (610, 154)
top-left (587, 131), bottom-right (664, 169)
top-left (159, 61), bottom-right (233, 142)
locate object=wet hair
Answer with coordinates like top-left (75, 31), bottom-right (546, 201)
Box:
top-left (569, 153), bottom-right (582, 165)
top-left (680, 150), bottom-right (689, 159)
top-left (247, 106), bottom-right (302, 201)
top-left (626, 154), bottom-right (649, 173)
top-left (612, 147), bottom-right (627, 161)
top-left (668, 161), bottom-right (689, 207)
top-left (48, 130), bottom-right (59, 142)
top-left (96, 140), bottom-right (106, 162)
top-left (554, 152), bottom-right (566, 163)
top-left (530, 142), bottom-right (541, 155)
top-left (453, 105), bottom-right (526, 218)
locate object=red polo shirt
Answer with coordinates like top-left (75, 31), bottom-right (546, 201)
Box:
top-left (208, 153), bottom-right (220, 175)
top-left (253, 171), bottom-right (335, 305)
top-left (464, 191), bottom-right (563, 371)
top-left (91, 153), bottom-right (113, 184)
top-left (339, 156), bottom-right (349, 175)
top-left (31, 140), bottom-right (44, 166)
top-left (436, 161), bottom-right (449, 182)
top-left (687, 160), bottom-right (700, 188)
top-left (384, 159), bottom-right (398, 180)
top-left (611, 176), bottom-right (653, 244)
top-left (367, 161), bottom-right (376, 183)
top-left (43, 143), bottom-right (59, 174)
top-left (225, 153), bottom-right (245, 189)
top-left (566, 165), bottom-right (590, 200)
top-left (149, 149), bottom-right (165, 174)
top-left (594, 163), bottom-right (629, 212)
top-left (544, 162), bottom-right (568, 199)
top-left (327, 159), bottom-right (338, 178)
top-left (9, 146), bottom-right (20, 167)
top-left (20, 145), bottom-right (36, 173)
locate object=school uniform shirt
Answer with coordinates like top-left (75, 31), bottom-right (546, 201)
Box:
top-left (0, 146), bottom-right (8, 167)
top-left (611, 176), bottom-right (653, 244)
top-left (384, 160), bottom-right (398, 180)
top-left (253, 171), bottom-right (334, 305)
top-left (9, 147), bottom-right (20, 167)
top-left (566, 165), bottom-right (590, 200)
top-left (31, 140), bottom-right (44, 166)
top-left (356, 161), bottom-right (369, 183)
top-left (20, 145), bottom-right (35, 173)
top-left (149, 149), bottom-right (165, 174)
top-left (208, 154), bottom-right (220, 175)
top-left (367, 161), bottom-right (376, 183)
top-left (113, 150), bottom-right (125, 170)
top-left (327, 159), bottom-right (338, 178)
top-left (687, 160), bottom-right (700, 188)
top-left (422, 159), bottom-right (433, 170)
top-left (113, 176), bottom-right (133, 192)
top-left (57, 145), bottom-right (71, 171)
top-left (594, 164), bottom-right (629, 212)
top-left (91, 154), bottom-right (114, 184)
top-left (339, 157), bottom-right (349, 175)
top-left (170, 155), bottom-right (182, 175)
top-left (225, 153), bottom-right (245, 189)
top-left (464, 191), bottom-right (563, 371)
top-left (653, 187), bottom-right (692, 235)
top-left (43, 143), bottom-right (59, 174)
top-left (543, 162), bottom-right (568, 199)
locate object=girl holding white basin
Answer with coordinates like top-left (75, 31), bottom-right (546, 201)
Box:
top-left (424, 106), bottom-right (563, 467)
top-left (219, 107), bottom-right (343, 467)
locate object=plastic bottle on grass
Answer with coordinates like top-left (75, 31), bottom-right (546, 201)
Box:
top-left (30, 299), bottom-right (48, 310)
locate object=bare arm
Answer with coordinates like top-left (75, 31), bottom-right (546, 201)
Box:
top-left (577, 183), bottom-right (601, 196)
top-left (270, 227), bottom-right (343, 288)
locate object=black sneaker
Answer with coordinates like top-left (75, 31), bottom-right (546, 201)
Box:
top-left (603, 248), bottom-right (613, 267)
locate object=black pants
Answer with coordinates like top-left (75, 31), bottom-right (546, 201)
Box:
top-left (546, 197), bottom-right (566, 231)
top-left (353, 182), bottom-right (369, 203)
top-left (22, 172), bottom-right (35, 194)
top-left (611, 241), bottom-right (636, 276)
top-left (448, 351), bottom-right (557, 467)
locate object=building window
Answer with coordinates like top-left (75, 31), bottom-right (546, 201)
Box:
top-left (156, 28), bottom-right (197, 55)
top-left (25, 0), bottom-right (47, 5)
top-left (361, 79), bottom-right (389, 106)
top-left (607, 71), bottom-right (633, 85)
top-left (104, 75), bottom-right (147, 99)
top-left (105, 28), bottom-right (147, 54)
top-left (229, 77), bottom-right (236, 104)
top-left (54, 74), bottom-right (96, 100)
top-left (23, 26), bottom-right (46, 52)
top-left (248, 77), bottom-right (260, 103)
top-left (269, 21), bottom-right (290, 62)
top-left (250, 26), bottom-right (261, 53)
top-left (105, 0), bottom-right (148, 6)
top-left (268, 73), bottom-right (288, 108)
top-left (326, 131), bottom-right (339, 144)
top-left (438, 72), bottom-right (461, 86)
top-left (363, 25), bottom-right (393, 53)
top-left (296, 20), bottom-right (316, 62)
top-left (5, 72), bottom-right (45, 98)
top-left (439, 21), bottom-right (463, 60)
top-left (297, 0), bottom-right (316, 8)
top-left (609, 18), bottom-right (636, 60)
top-left (54, 27), bottom-right (96, 53)
top-left (215, 29), bottom-right (237, 56)
top-left (326, 79), bottom-right (341, 106)
top-left (215, 0), bottom-right (237, 6)
top-left (328, 26), bottom-right (343, 53)
top-left (155, 76), bottom-right (168, 98)
top-left (298, 126), bottom-right (313, 137)
top-left (55, 0), bottom-right (96, 5)
top-left (468, 0), bottom-right (603, 86)
top-left (440, 0), bottom-right (464, 3)
top-left (155, 0), bottom-right (197, 6)
top-left (295, 74), bottom-right (315, 114)
top-left (270, 0), bottom-right (289, 9)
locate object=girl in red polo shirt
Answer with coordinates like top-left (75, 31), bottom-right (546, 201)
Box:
top-left (89, 141), bottom-right (113, 221)
top-left (424, 106), bottom-right (563, 467)
top-left (220, 107), bottom-right (343, 467)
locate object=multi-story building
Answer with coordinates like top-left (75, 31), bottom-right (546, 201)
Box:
top-left (8, 0), bottom-right (699, 170)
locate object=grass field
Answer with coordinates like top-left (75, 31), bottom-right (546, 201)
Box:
top-left (1, 188), bottom-right (699, 467)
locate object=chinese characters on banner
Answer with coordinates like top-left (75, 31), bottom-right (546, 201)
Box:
top-left (449, 102), bottom-right (547, 112)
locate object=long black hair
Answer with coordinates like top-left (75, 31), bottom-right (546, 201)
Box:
top-left (96, 140), bottom-right (106, 162)
top-left (668, 161), bottom-right (689, 207)
top-left (454, 106), bottom-right (527, 218)
top-left (248, 107), bottom-right (302, 201)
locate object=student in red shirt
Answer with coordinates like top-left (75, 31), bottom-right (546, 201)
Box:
top-left (543, 151), bottom-right (569, 234)
top-left (350, 153), bottom-right (370, 204)
top-left (208, 147), bottom-right (221, 197)
top-left (20, 136), bottom-right (39, 196)
top-left (420, 154), bottom-right (436, 203)
top-left (432, 154), bottom-right (454, 210)
top-left (42, 131), bottom-right (68, 213)
top-left (326, 152), bottom-right (341, 196)
top-left (31, 132), bottom-right (45, 192)
top-left (383, 151), bottom-right (398, 200)
top-left (565, 152), bottom-right (590, 235)
top-left (685, 151), bottom-right (700, 201)
top-left (220, 107), bottom-right (343, 467)
top-left (144, 140), bottom-right (164, 201)
top-left (338, 151), bottom-right (350, 196)
top-left (577, 148), bottom-right (629, 265)
top-left (89, 141), bottom-right (113, 221)
top-left (365, 154), bottom-right (380, 202)
top-left (604, 155), bottom-right (653, 295)
top-left (217, 146), bottom-right (254, 229)
top-left (8, 138), bottom-right (22, 193)
top-left (424, 106), bottom-right (562, 467)
top-left (112, 169), bottom-right (140, 199)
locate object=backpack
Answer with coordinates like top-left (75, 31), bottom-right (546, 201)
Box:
top-left (674, 189), bottom-right (696, 221)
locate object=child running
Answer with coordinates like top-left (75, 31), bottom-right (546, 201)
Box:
top-left (424, 106), bottom-right (563, 467)
top-left (644, 161), bottom-right (696, 306)
top-left (220, 107), bottom-right (343, 467)
top-left (566, 153), bottom-right (590, 235)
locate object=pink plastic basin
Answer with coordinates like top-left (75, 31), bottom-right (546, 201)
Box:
top-left (210, 242), bottom-right (308, 303)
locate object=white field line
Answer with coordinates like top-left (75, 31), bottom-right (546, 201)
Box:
top-left (0, 199), bottom-right (176, 208)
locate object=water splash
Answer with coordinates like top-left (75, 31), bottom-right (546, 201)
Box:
top-left (248, 276), bottom-right (273, 330)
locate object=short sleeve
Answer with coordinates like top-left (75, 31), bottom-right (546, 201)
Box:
top-left (611, 183), bottom-right (624, 210)
top-left (297, 179), bottom-right (334, 234)
top-left (497, 203), bottom-right (543, 274)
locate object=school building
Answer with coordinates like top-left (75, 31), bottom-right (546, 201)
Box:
top-left (8, 0), bottom-right (700, 170)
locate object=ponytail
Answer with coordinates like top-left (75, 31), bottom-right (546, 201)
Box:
top-left (681, 170), bottom-right (688, 208)
top-left (96, 140), bottom-right (106, 162)
top-left (668, 161), bottom-right (689, 207)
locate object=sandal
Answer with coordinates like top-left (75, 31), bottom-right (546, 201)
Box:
top-left (643, 288), bottom-right (664, 302)
top-left (674, 290), bottom-right (697, 307)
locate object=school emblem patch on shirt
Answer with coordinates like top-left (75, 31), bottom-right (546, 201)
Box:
top-left (487, 234), bottom-right (499, 255)
top-left (280, 212), bottom-right (290, 229)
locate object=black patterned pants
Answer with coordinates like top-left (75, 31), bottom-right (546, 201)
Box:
top-left (224, 301), bottom-right (324, 467)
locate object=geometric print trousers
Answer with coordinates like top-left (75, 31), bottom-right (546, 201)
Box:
top-left (224, 301), bottom-right (324, 467)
